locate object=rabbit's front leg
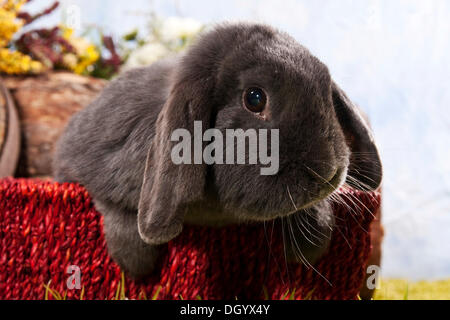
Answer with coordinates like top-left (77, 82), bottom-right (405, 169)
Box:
top-left (96, 201), bottom-right (160, 279)
top-left (284, 201), bottom-right (334, 266)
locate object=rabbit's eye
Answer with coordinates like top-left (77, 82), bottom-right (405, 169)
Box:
top-left (243, 87), bottom-right (267, 113)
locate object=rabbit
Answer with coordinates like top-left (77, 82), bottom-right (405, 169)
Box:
top-left (53, 22), bottom-right (382, 279)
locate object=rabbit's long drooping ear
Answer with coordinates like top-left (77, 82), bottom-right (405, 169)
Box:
top-left (332, 82), bottom-right (382, 191)
top-left (137, 66), bottom-right (215, 246)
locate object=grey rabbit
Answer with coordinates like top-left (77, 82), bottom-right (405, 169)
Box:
top-left (53, 22), bottom-right (382, 279)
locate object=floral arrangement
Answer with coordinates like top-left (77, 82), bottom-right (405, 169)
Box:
top-left (0, 0), bottom-right (203, 78)
top-left (122, 15), bottom-right (204, 71)
top-left (0, 0), bottom-right (43, 74)
top-left (0, 0), bottom-right (120, 78)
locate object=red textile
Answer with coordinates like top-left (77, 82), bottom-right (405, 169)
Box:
top-left (0, 178), bottom-right (380, 300)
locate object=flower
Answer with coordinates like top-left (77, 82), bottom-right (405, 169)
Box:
top-left (73, 44), bottom-right (100, 74)
top-left (0, 48), bottom-right (43, 74)
top-left (2, 0), bottom-right (26, 11)
top-left (160, 17), bottom-right (203, 43)
top-left (123, 42), bottom-right (170, 70)
top-left (0, 6), bottom-right (22, 47)
top-left (62, 53), bottom-right (78, 70)
top-left (60, 26), bottom-right (100, 75)
top-left (0, 0), bottom-right (43, 74)
top-left (0, 0), bottom-right (26, 47)
top-left (122, 16), bottom-right (203, 70)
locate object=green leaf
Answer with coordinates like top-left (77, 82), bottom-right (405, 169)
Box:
top-left (123, 29), bottom-right (138, 41)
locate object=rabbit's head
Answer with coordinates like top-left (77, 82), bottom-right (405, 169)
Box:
top-left (138, 23), bottom-right (382, 245)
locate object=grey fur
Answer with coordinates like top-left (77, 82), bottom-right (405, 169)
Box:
top-left (53, 22), bottom-right (382, 278)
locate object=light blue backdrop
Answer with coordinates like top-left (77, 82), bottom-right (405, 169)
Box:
top-left (26, 0), bottom-right (450, 280)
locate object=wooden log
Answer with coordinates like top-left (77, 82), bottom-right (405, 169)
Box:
top-left (2, 72), bottom-right (107, 178)
top-left (0, 80), bottom-right (21, 178)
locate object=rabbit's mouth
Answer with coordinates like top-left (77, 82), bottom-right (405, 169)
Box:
top-left (212, 160), bottom-right (349, 223)
top-left (282, 166), bottom-right (348, 217)
top-left (314, 166), bottom-right (348, 201)
top-left (324, 166), bottom-right (347, 191)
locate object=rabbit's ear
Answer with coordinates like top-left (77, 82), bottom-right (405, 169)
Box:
top-left (332, 82), bottom-right (382, 191)
top-left (137, 77), bottom-right (213, 245)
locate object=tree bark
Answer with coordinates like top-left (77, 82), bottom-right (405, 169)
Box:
top-left (2, 72), bottom-right (107, 178)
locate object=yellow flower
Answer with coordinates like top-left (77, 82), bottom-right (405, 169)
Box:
top-left (60, 24), bottom-right (100, 74)
top-left (60, 25), bottom-right (74, 40)
top-left (0, 0), bottom-right (43, 74)
top-left (0, 6), bottom-right (100, 75)
top-left (0, 48), bottom-right (43, 74)
top-left (73, 44), bottom-right (100, 74)
top-left (2, 0), bottom-right (26, 12)
top-left (0, 0), bottom-right (25, 47)
top-left (29, 60), bottom-right (43, 73)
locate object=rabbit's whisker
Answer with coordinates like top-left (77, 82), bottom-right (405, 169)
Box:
top-left (263, 220), bottom-right (286, 285)
top-left (303, 165), bottom-right (342, 191)
top-left (286, 217), bottom-right (332, 286)
top-left (290, 214), bottom-right (320, 247)
top-left (328, 193), bottom-right (356, 216)
top-left (345, 175), bottom-right (380, 204)
top-left (286, 216), bottom-right (309, 266)
top-left (296, 210), bottom-right (330, 240)
top-left (350, 168), bottom-right (380, 185)
top-left (337, 193), bottom-right (370, 233)
top-left (286, 186), bottom-right (298, 211)
top-left (280, 217), bottom-right (291, 282)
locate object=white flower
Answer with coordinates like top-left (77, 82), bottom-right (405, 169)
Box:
top-left (160, 17), bottom-right (203, 43)
top-left (122, 17), bottom-right (203, 71)
top-left (123, 42), bottom-right (170, 69)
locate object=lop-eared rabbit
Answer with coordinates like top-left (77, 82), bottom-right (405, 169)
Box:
top-left (54, 23), bottom-right (382, 279)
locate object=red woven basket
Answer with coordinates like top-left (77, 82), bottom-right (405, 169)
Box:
top-left (0, 178), bottom-right (380, 300)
